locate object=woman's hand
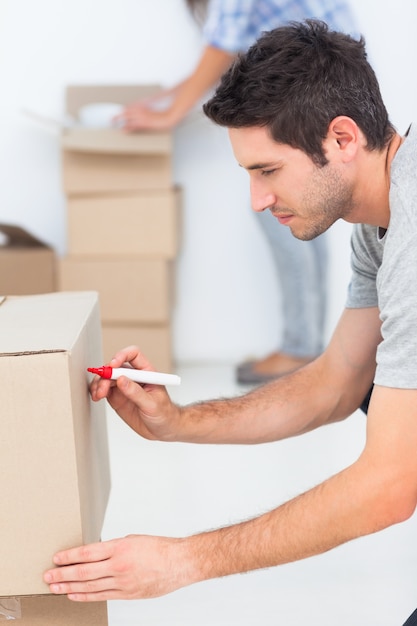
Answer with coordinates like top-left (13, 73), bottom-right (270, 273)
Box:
top-left (116, 102), bottom-right (180, 131)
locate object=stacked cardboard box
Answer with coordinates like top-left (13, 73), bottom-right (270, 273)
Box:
top-left (0, 223), bottom-right (56, 295)
top-left (0, 291), bottom-right (110, 624)
top-left (58, 85), bottom-right (180, 371)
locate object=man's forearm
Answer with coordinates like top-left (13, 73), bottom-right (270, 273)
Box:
top-left (174, 309), bottom-right (380, 446)
top-left (43, 459), bottom-right (405, 601)
top-left (176, 359), bottom-right (333, 445)
top-left (183, 456), bottom-right (406, 586)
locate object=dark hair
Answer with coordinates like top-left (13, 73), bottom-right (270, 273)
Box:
top-left (185, 0), bottom-right (209, 26)
top-left (203, 19), bottom-right (395, 165)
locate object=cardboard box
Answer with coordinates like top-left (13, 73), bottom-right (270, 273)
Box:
top-left (0, 223), bottom-right (55, 295)
top-left (102, 323), bottom-right (173, 372)
top-left (59, 257), bottom-right (173, 323)
top-left (0, 292), bottom-right (110, 596)
top-left (62, 150), bottom-right (172, 195)
top-left (63, 83), bottom-right (173, 156)
top-left (65, 84), bottom-right (162, 117)
top-left (67, 188), bottom-right (181, 258)
top-left (0, 596), bottom-right (108, 625)
top-left (62, 126), bottom-right (172, 155)
top-left (62, 84), bottom-right (173, 195)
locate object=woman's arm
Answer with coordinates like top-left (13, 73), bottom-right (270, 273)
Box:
top-left (118, 45), bottom-right (235, 131)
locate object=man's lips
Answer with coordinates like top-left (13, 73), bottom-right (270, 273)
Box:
top-left (272, 212), bottom-right (294, 225)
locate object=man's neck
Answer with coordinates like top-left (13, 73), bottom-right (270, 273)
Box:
top-left (356, 132), bottom-right (404, 229)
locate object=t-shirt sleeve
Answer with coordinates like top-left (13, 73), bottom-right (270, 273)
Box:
top-left (345, 224), bottom-right (381, 309)
top-left (345, 127), bottom-right (417, 389)
top-left (374, 228), bottom-right (417, 388)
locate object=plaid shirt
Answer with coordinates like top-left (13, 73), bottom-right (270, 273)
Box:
top-left (203, 0), bottom-right (357, 53)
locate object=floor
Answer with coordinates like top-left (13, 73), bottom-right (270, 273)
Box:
top-left (101, 363), bottom-right (417, 626)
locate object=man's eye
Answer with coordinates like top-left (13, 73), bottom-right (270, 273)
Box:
top-left (261, 169), bottom-right (276, 176)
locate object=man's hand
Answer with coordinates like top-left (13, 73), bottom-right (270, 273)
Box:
top-left (89, 345), bottom-right (182, 442)
top-left (44, 535), bottom-right (195, 601)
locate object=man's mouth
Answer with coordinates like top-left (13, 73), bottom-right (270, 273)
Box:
top-left (272, 212), bottom-right (294, 225)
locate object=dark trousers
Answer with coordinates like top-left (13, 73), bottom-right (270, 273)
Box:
top-left (360, 384), bottom-right (374, 414)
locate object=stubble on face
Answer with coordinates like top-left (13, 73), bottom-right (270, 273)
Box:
top-left (274, 163), bottom-right (355, 241)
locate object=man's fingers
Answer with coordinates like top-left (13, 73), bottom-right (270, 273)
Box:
top-left (51, 541), bottom-right (113, 567)
top-left (48, 573), bottom-right (115, 596)
top-left (116, 345), bottom-right (155, 371)
top-left (66, 589), bottom-right (125, 602)
top-left (45, 556), bottom-right (109, 586)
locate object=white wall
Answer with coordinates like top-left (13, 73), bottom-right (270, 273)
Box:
top-left (0, 0), bottom-right (416, 364)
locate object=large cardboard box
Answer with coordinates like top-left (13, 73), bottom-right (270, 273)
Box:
top-left (67, 188), bottom-right (181, 258)
top-left (102, 323), bottom-right (173, 372)
top-left (0, 596), bottom-right (108, 625)
top-left (62, 84), bottom-right (173, 195)
top-left (0, 292), bottom-right (110, 596)
top-left (0, 223), bottom-right (55, 295)
top-left (59, 257), bottom-right (173, 323)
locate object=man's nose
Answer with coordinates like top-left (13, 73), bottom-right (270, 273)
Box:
top-left (250, 180), bottom-right (275, 213)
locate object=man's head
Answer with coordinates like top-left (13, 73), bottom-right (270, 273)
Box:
top-left (203, 19), bottom-right (395, 166)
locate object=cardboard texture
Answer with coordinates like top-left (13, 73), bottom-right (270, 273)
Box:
top-left (62, 126), bottom-right (172, 155)
top-left (59, 257), bottom-right (173, 323)
top-left (62, 150), bottom-right (172, 195)
top-left (67, 189), bottom-right (180, 258)
top-left (60, 85), bottom-right (178, 368)
top-left (0, 292), bottom-right (110, 596)
top-left (64, 83), bottom-right (172, 155)
top-left (102, 324), bottom-right (173, 372)
top-left (1, 596), bottom-right (108, 625)
top-left (0, 224), bottom-right (55, 295)
top-left (62, 84), bottom-right (173, 194)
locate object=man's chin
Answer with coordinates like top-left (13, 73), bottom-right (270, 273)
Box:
top-left (287, 226), bottom-right (309, 241)
top-left (289, 225), bottom-right (326, 241)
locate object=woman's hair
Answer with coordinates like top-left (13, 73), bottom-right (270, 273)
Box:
top-left (185, 0), bottom-right (209, 26)
top-left (203, 19), bottom-right (395, 165)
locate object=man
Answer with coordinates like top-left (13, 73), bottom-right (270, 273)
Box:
top-left (44, 20), bottom-right (417, 622)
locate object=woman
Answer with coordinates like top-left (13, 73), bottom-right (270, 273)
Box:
top-left (118, 0), bottom-right (357, 384)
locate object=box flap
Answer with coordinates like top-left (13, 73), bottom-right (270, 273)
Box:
top-left (0, 224), bottom-right (50, 249)
top-left (66, 84), bottom-right (161, 115)
top-left (0, 292), bottom-right (99, 355)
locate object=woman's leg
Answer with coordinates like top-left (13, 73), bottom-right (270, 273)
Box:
top-left (237, 209), bottom-right (328, 383)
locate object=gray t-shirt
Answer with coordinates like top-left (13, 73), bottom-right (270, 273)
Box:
top-left (346, 123), bottom-right (417, 388)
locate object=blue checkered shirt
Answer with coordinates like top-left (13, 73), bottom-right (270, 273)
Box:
top-left (203, 0), bottom-right (357, 53)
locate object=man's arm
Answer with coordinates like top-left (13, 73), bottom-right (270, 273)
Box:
top-left (186, 383), bottom-right (417, 578)
top-left (43, 383), bottom-right (417, 601)
top-left (118, 45), bottom-right (234, 131)
top-left (91, 306), bottom-right (381, 446)
top-left (175, 304), bottom-right (376, 442)
top-left (44, 307), bottom-right (413, 601)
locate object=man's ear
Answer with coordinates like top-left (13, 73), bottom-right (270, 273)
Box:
top-left (325, 116), bottom-right (360, 163)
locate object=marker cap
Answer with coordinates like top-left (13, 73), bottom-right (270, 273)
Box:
top-left (87, 366), bottom-right (112, 378)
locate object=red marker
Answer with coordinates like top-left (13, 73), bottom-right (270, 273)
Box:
top-left (87, 366), bottom-right (181, 386)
